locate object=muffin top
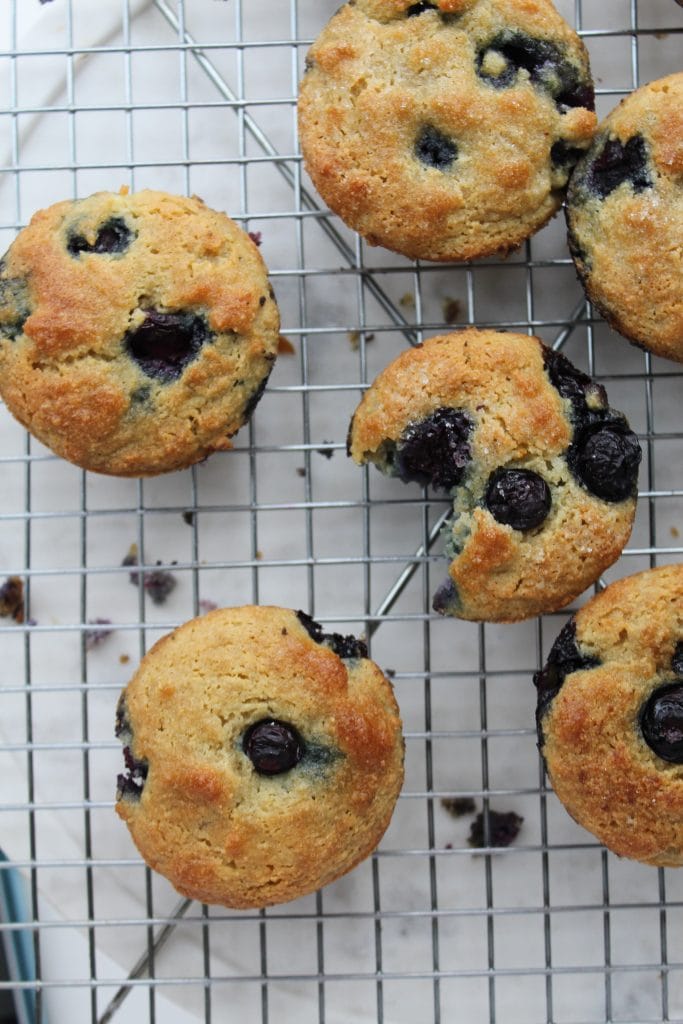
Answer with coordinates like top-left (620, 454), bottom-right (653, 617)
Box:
top-left (116, 605), bottom-right (404, 908)
top-left (0, 189), bottom-right (280, 475)
top-left (349, 329), bottom-right (640, 621)
top-left (298, 0), bottom-right (596, 261)
top-left (536, 564), bottom-right (683, 866)
top-left (566, 72), bottom-right (683, 363)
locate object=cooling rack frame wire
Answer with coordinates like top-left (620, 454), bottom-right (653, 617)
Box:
top-left (0, 0), bottom-right (683, 1022)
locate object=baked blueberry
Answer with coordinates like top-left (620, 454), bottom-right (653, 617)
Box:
top-left (585, 135), bottom-right (651, 200)
top-left (541, 345), bottom-right (607, 412)
top-left (393, 407), bottom-right (472, 490)
top-left (533, 619), bottom-right (600, 733)
top-left (125, 310), bottom-right (210, 382)
top-left (67, 216), bottom-right (133, 256)
top-left (672, 642), bottom-right (683, 677)
top-left (243, 719), bottom-right (304, 775)
top-left (567, 419), bottom-right (641, 502)
top-left (296, 609), bottom-right (368, 659)
top-left (115, 697), bottom-right (149, 801)
top-left (476, 32), bottom-right (594, 112)
top-left (484, 467), bottom-right (551, 531)
top-left (415, 126), bottom-right (458, 170)
top-left (406, 1), bottom-right (437, 15)
top-left (115, 605), bottom-right (404, 907)
top-left (0, 268), bottom-right (31, 342)
top-left (640, 683), bottom-right (683, 764)
top-left (537, 565), bottom-right (683, 866)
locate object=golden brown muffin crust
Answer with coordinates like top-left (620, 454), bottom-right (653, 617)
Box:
top-left (0, 190), bottom-right (280, 475)
top-left (116, 606), bottom-right (404, 908)
top-left (539, 565), bottom-right (683, 866)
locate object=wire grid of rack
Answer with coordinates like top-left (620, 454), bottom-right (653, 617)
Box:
top-left (0, 0), bottom-right (682, 1022)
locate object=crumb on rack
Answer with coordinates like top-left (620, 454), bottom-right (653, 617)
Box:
top-left (671, 526), bottom-right (680, 539)
top-left (277, 335), bottom-right (296, 355)
top-left (0, 576), bottom-right (25, 623)
top-left (85, 618), bottom-right (114, 651)
top-left (182, 510), bottom-right (195, 526)
top-left (442, 297), bottom-right (462, 324)
top-left (399, 292), bottom-right (415, 309)
top-left (119, 654), bottom-right (130, 665)
top-left (317, 443), bottom-right (334, 459)
top-left (122, 544), bottom-right (177, 605)
top-left (441, 796), bottom-right (477, 818)
top-left (199, 599), bottom-right (218, 614)
top-left (296, 467), bottom-right (306, 477)
top-left (468, 809), bottom-right (523, 849)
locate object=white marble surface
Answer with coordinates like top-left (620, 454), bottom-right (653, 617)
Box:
top-left (0, 1), bottom-right (682, 1021)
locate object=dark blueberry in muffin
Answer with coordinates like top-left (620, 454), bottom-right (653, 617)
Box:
top-left (415, 126), bottom-right (458, 170)
top-left (484, 468), bottom-right (551, 531)
top-left (241, 362), bottom-right (274, 423)
top-left (640, 683), bottom-right (683, 763)
top-left (296, 609), bottom-right (368, 660)
top-left (115, 697), bottom-right (149, 800)
top-left (68, 217), bottom-right (134, 257)
top-left (393, 407), bottom-right (472, 490)
top-left (126, 310), bottom-right (210, 382)
top-left (567, 419), bottom-right (641, 502)
top-left (584, 135), bottom-right (652, 200)
top-left (406, 1), bottom-right (437, 15)
top-left (672, 642), bottom-right (683, 677)
top-left (550, 140), bottom-right (587, 172)
top-left (243, 719), bottom-right (304, 775)
top-left (432, 576), bottom-right (459, 615)
top-left (534, 620), bottom-right (600, 731)
top-left (477, 33), bottom-right (593, 112)
top-left (0, 268), bottom-right (31, 342)
top-left (541, 345), bottom-right (607, 411)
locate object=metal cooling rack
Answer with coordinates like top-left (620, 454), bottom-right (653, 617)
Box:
top-left (0, 1), bottom-right (682, 1022)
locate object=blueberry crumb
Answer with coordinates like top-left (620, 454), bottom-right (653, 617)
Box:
top-left (123, 544), bottom-right (177, 605)
top-left (0, 576), bottom-right (24, 623)
top-left (85, 618), bottom-right (114, 651)
top-left (468, 809), bottom-right (523, 849)
top-left (317, 443), bottom-right (335, 459)
top-left (441, 796), bottom-right (476, 818)
top-left (248, 231), bottom-right (262, 246)
top-left (182, 510), bottom-right (195, 526)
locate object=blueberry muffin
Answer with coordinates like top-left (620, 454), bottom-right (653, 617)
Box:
top-left (566, 73), bottom-right (683, 363)
top-left (298, 0), bottom-right (596, 262)
top-left (115, 605), bottom-right (404, 908)
top-left (0, 190), bottom-right (280, 475)
top-left (535, 564), bottom-right (683, 866)
top-left (348, 329), bottom-right (641, 622)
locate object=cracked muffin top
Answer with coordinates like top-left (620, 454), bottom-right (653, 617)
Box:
top-left (298, 0), bottom-right (596, 261)
top-left (535, 564), bottom-right (683, 866)
top-left (566, 72), bottom-right (683, 363)
top-left (348, 329), bottom-right (640, 622)
top-left (0, 189), bottom-right (280, 476)
top-left (115, 605), bottom-right (404, 908)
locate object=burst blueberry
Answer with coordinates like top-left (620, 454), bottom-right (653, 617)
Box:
top-left (68, 217), bottom-right (133, 256)
top-left (296, 609), bottom-right (368, 659)
top-left (534, 620), bottom-right (600, 731)
top-left (406, 1), bottom-right (437, 14)
top-left (394, 407), bottom-right (472, 490)
top-left (585, 135), bottom-right (651, 200)
top-left (126, 310), bottom-right (209, 382)
top-left (640, 683), bottom-right (683, 764)
top-left (476, 32), bottom-right (594, 111)
top-left (243, 720), bottom-right (303, 775)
